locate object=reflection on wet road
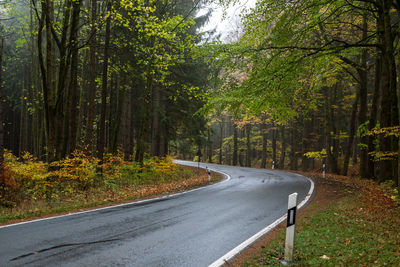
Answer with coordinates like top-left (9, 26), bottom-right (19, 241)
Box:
top-left (0, 161), bottom-right (311, 267)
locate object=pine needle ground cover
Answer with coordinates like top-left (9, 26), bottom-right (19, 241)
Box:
top-left (241, 174), bottom-right (400, 266)
top-left (0, 151), bottom-right (220, 225)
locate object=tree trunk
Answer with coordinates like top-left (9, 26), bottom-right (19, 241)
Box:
top-left (261, 123), bottom-right (267, 168)
top-left (397, 1), bottom-right (400, 195)
top-left (97, 0), bottom-right (111, 162)
top-left (135, 118), bottom-right (146, 166)
top-left (246, 124), bottom-right (251, 167)
top-left (86, 0), bottom-right (97, 152)
top-left (0, 37), bottom-right (4, 197)
top-left (68, 47), bottom-right (79, 154)
top-left (0, 37), bottom-right (4, 163)
top-left (30, 4), bottom-right (42, 158)
top-left (41, 0), bottom-right (57, 163)
top-left (135, 79), bottom-right (152, 166)
top-left (54, 0), bottom-right (74, 161)
top-left (352, 136), bottom-right (358, 165)
top-left (111, 80), bottom-right (124, 153)
top-left (19, 71), bottom-right (28, 156)
top-left (279, 125), bottom-right (286, 169)
top-left (325, 86), bottom-right (339, 174)
top-left (301, 116), bottom-right (312, 171)
top-left (289, 122), bottom-right (297, 170)
top-left (368, 56), bottom-right (381, 179)
top-left (108, 74), bottom-right (116, 152)
top-left (272, 127), bottom-right (277, 167)
top-left (207, 128), bottom-right (212, 163)
top-left (66, 0), bottom-right (82, 155)
top-left (76, 49), bottom-right (88, 148)
top-left (159, 91), bottom-right (167, 157)
top-left (358, 15), bottom-right (369, 178)
top-left (219, 119), bottom-right (223, 164)
top-left (121, 89), bottom-right (132, 160)
top-left (343, 95), bottom-right (358, 176)
top-left (233, 123), bottom-right (238, 166)
top-left (378, 1), bottom-right (398, 182)
top-left (38, 0), bottom-right (83, 162)
top-left (151, 86), bottom-right (161, 157)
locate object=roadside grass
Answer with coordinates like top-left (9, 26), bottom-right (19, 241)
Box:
top-left (0, 163), bottom-right (221, 224)
top-left (243, 175), bottom-right (400, 266)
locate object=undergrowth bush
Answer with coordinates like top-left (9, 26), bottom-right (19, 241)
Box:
top-left (0, 162), bottom-right (18, 207)
top-left (0, 150), bottom-right (181, 207)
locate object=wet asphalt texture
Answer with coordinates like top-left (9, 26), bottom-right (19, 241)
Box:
top-left (0, 161), bottom-right (311, 267)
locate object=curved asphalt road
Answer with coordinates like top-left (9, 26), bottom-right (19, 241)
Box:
top-left (0, 161), bottom-right (311, 267)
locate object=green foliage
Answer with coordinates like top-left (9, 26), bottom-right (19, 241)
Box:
top-left (368, 126), bottom-right (400, 138)
top-left (304, 149), bottom-right (327, 160)
top-left (113, 0), bottom-right (197, 85)
top-left (357, 122), bottom-right (369, 151)
top-left (198, 0), bottom-right (374, 129)
top-left (119, 163), bottom-right (143, 182)
top-left (1, 0), bottom-right (211, 165)
top-left (368, 151), bottom-right (398, 162)
top-left (357, 121), bottom-right (370, 137)
top-left (364, 126), bottom-right (400, 161)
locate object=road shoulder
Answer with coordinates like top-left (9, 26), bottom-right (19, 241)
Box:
top-left (228, 175), bottom-right (349, 266)
top-left (0, 165), bottom-right (224, 227)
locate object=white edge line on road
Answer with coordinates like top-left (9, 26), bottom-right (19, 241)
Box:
top-left (0, 165), bottom-right (231, 229)
top-left (208, 173), bottom-right (315, 267)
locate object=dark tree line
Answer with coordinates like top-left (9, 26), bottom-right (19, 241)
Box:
top-left (0, 0), bottom-right (213, 166)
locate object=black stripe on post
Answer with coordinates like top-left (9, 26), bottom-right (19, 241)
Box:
top-left (287, 206), bottom-right (297, 227)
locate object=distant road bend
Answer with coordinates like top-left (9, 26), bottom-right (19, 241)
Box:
top-left (0, 161), bottom-right (312, 267)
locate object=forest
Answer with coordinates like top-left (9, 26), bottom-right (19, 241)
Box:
top-left (0, 0), bottom-right (213, 163)
top-left (201, 0), bottom-right (400, 195)
top-left (0, 0), bottom-right (400, 204)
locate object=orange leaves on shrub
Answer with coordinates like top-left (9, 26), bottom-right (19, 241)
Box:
top-left (4, 150), bottom-right (48, 183)
top-left (0, 164), bottom-right (17, 187)
top-left (3, 150), bottom-right (99, 200)
top-left (1, 151), bottom-right (181, 201)
top-left (48, 150), bottom-right (98, 183)
top-left (0, 160), bottom-right (19, 206)
top-left (100, 152), bottom-right (126, 179)
top-left (1, 150), bottom-right (196, 206)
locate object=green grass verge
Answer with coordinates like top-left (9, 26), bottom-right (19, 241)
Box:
top-left (243, 193), bottom-right (400, 266)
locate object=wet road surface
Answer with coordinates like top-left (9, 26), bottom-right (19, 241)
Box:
top-left (0, 161), bottom-right (311, 266)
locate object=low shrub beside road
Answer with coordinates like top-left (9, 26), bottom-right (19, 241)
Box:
top-left (0, 152), bottom-right (219, 224)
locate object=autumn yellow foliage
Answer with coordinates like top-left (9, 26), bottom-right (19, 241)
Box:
top-left (0, 150), bottom-right (180, 206)
top-left (143, 155), bottom-right (177, 174)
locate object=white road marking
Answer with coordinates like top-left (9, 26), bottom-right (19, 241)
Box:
top-left (209, 173), bottom-right (315, 267)
top-left (0, 167), bottom-right (230, 229)
top-left (1, 162), bottom-right (314, 267)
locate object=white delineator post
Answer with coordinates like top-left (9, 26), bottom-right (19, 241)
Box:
top-left (284, 192), bottom-right (298, 262)
top-left (206, 166), bottom-right (211, 182)
top-left (322, 164), bottom-right (326, 178)
top-left (272, 161), bottom-right (275, 170)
